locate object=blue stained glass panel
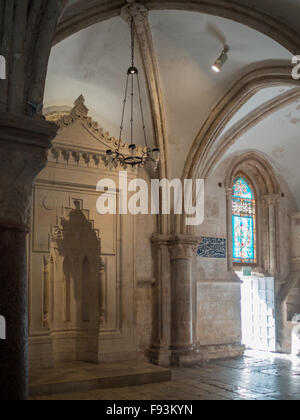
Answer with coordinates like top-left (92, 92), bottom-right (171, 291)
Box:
top-left (233, 177), bottom-right (253, 199)
top-left (232, 215), bottom-right (255, 262)
top-left (232, 177), bottom-right (257, 265)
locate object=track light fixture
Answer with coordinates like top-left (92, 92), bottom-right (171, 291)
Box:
top-left (212, 46), bottom-right (230, 73)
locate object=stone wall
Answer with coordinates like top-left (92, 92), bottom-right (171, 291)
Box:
top-left (135, 170), bottom-right (156, 360)
top-left (196, 282), bottom-right (242, 347)
top-left (193, 153), bottom-right (297, 357)
top-left (137, 284), bottom-right (153, 360)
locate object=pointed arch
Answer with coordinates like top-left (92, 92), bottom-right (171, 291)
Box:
top-left (183, 64), bottom-right (300, 183)
top-left (55, 0), bottom-right (300, 54)
top-left (225, 151), bottom-right (280, 274)
top-left (232, 175), bottom-right (257, 265)
top-left (178, 64), bottom-right (297, 235)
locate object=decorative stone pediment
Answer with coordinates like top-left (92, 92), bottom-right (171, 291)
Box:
top-left (46, 95), bottom-right (146, 157)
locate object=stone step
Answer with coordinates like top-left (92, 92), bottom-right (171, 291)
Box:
top-left (29, 360), bottom-right (172, 397)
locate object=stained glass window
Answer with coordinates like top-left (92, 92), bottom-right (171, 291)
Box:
top-left (232, 176), bottom-right (257, 265)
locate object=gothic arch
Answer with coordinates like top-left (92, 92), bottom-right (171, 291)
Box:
top-left (225, 151), bottom-right (280, 275)
top-left (55, 0), bottom-right (300, 54)
top-left (182, 63), bottom-right (300, 183)
top-left (177, 64), bottom-right (298, 234)
top-left (203, 88), bottom-right (300, 178)
top-left (224, 151), bottom-right (279, 195)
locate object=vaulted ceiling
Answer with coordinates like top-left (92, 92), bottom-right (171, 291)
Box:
top-left (45, 0), bottom-right (300, 206)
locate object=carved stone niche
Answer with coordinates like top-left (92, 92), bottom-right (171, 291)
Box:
top-left (47, 208), bottom-right (101, 363)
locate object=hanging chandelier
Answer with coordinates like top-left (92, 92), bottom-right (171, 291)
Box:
top-left (103, 16), bottom-right (160, 171)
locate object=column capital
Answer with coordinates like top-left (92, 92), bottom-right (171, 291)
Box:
top-left (262, 193), bottom-right (280, 207)
top-left (290, 212), bottom-right (300, 221)
top-left (152, 234), bottom-right (170, 250)
top-left (225, 187), bottom-right (233, 198)
top-left (0, 113), bottom-right (57, 228)
top-left (168, 235), bottom-right (201, 260)
top-left (120, 1), bottom-right (149, 25)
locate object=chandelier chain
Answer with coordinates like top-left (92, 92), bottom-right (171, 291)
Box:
top-left (131, 16), bottom-right (135, 68)
top-left (118, 73), bottom-right (130, 151)
top-left (131, 71), bottom-right (134, 145)
top-left (103, 13), bottom-right (160, 170)
top-left (136, 72), bottom-right (148, 150)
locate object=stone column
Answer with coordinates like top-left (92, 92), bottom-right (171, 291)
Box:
top-left (168, 235), bottom-right (201, 366)
top-left (149, 235), bottom-right (172, 366)
top-left (225, 188), bottom-right (233, 270)
top-left (262, 194), bottom-right (279, 275)
top-left (99, 257), bottom-right (106, 326)
top-left (43, 256), bottom-right (50, 329)
top-left (0, 113), bottom-right (57, 400)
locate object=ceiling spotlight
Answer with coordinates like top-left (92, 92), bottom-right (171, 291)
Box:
top-left (212, 46), bottom-right (230, 73)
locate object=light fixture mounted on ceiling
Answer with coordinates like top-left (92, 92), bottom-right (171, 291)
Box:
top-left (212, 45), bottom-right (230, 73)
top-left (103, 16), bottom-right (160, 171)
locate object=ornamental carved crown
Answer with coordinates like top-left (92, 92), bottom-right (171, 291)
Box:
top-left (45, 95), bottom-right (146, 157)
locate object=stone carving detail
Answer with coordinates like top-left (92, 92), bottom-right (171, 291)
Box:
top-left (121, 1), bottom-right (149, 24)
top-left (168, 236), bottom-right (200, 260)
top-left (48, 206), bottom-right (103, 362)
top-left (197, 237), bottom-right (227, 259)
top-left (46, 95), bottom-right (146, 158)
top-left (262, 194), bottom-right (280, 207)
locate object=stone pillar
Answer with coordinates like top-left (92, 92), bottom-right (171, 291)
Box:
top-left (0, 113), bottom-right (57, 400)
top-left (262, 194), bottom-right (279, 275)
top-left (168, 235), bottom-right (201, 366)
top-left (99, 257), bottom-right (106, 326)
top-left (43, 256), bottom-right (50, 329)
top-left (149, 235), bottom-right (172, 366)
top-left (225, 188), bottom-right (233, 270)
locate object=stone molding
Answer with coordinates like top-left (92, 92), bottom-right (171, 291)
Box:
top-left (183, 64), bottom-right (300, 184)
top-left (46, 95), bottom-right (146, 158)
top-left (0, 113), bottom-right (57, 228)
top-left (152, 234), bottom-right (201, 258)
top-left (120, 1), bottom-right (169, 235)
top-left (262, 194), bottom-right (280, 208)
top-left (168, 235), bottom-right (201, 260)
top-left (225, 187), bottom-right (233, 198)
top-left (176, 64), bottom-right (297, 235)
top-left (224, 151), bottom-right (279, 194)
top-left (120, 2), bottom-right (149, 24)
top-left (224, 151), bottom-right (280, 275)
top-left (290, 213), bottom-right (300, 220)
top-left (204, 88), bottom-right (300, 178)
top-left (137, 277), bottom-right (156, 287)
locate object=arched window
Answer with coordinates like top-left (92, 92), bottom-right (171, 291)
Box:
top-left (232, 176), bottom-right (257, 265)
